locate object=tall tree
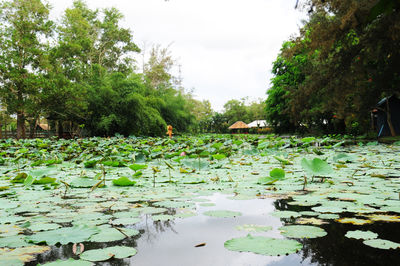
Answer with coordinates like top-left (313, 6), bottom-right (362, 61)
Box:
top-left (0, 0), bottom-right (53, 138)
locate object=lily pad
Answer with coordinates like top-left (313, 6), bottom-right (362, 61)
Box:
top-left (363, 239), bottom-right (400, 249)
top-left (80, 246), bottom-right (137, 262)
top-left (112, 177), bottom-right (136, 187)
top-left (26, 225), bottom-right (99, 245)
top-left (345, 230), bottom-right (378, 240)
top-left (224, 234), bottom-right (302, 256)
top-left (40, 258), bottom-right (93, 266)
top-left (336, 218), bottom-right (372, 225)
top-left (271, 210), bottom-right (301, 219)
top-left (279, 225), bottom-right (327, 238)
top-left (0, 245), bottom-right (50, 264)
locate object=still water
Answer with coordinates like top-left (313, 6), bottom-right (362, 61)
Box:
top-left (31, 193), bottom-right (400, 266)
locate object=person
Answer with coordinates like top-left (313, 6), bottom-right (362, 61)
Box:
top-left (166, 125), bottom-right (173, 138)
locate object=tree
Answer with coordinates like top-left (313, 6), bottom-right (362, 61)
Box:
top-left (0, 0), bottom-right (53, 138)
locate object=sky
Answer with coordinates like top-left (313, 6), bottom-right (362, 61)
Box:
top-left (48, 0), bottom-right (306, 111)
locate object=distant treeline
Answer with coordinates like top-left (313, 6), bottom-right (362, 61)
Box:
top-left (266, 0), bottom-right (399, 135)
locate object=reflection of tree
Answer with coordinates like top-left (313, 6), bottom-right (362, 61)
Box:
top-left (140, 207), bottom-right (177, 245)
top-left (274, 199), bottom-right (400, 265)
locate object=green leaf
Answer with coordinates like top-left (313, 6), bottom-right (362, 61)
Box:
top-left (279, 225), bottom-right (327, 238)
top-left (80, 246), bottom-right (137, 262)
top-left (40, 258), bottom-right (93, 266)
top-left (23, 175), bottom-right (35, 187)
top-left (363, 239), bottom-right (400, 249)
top-left (270, 168), bottom-right (285, 179)
top-left (33, 177), bottom-right (56, 185)
top-left (345, 230), bottom-right (378, 240)
top-left (129, 164), bottom-right (147, 172)
top-left (84, 160), bottom-right (97, 168)
top-left (301, 158), bottom-right (333, 176)
top-left (212, 154), bottom-right (226, 160)
top-left (70, 178), bottom-right (98, 188)
top-left (26, 225), bottom-right (99, 245)
top-left (112, 177), bottom-right (136, 186)
top-left (224, 234), bottom-right (302, 256)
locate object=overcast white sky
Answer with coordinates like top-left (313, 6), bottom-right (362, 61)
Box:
top-left (48, 0), bottom-right (306, 111)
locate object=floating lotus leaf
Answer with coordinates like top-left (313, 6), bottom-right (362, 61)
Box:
top-left (0, 225), bottom-right (22, 237)
top-left (26, 225), bottom-right (99, 245)
top-left (0, 245), bottom-right (50, 264)
top-left (203, 210), bottom-right (242, 218)
top-left (80, 246), bottom-right (137, 262)
top-left (40, 258), bottom-right (93, 266)
top-left (110, 218), bottom-right (140, 225)
top-left (279, 225), bottom-right (327, 238)
top-left (224, 234), bottom-right (302, 256)
top-left (333, 153), bottom-right (356, 163)
top-left (153, 200), bottom-right (194, 208)
top-left (112, 177), bottom-right (136, 186)
top-left (296, 217), bottom-right (328, 225)
top-left (345, 230), bottom-right (378, 240)
top-left (271, 210), bottom-right (301, 219)
top-left (336, 218), bottom-right (372, 225)
top-left (0, 235), bottom-right (30, 248)
top-left (363, 239), bottom-right (400, 249)
top-left (29, 223), bottom-right (61, 232)
top-left (89, 228), bottom-right (129, 242)
top-left (301, 158), bottom-right (333, 176)
top-left (152, 214), bottom-right (174, 221)
top-left (235, 224), bottom-right (273, 232)
top-left (318, 213), bottom-right (340, 219)
top-left (129, 164), bottom-right (148, 172)
top-left (299, 211), bottom-right (320, 217)
top-left (212, 154), bottom-right (226, 160)
top-left (70, 178), bottom-right (98, 188)
top-left (312, 206), bottom-right (347, 213)
top-left (365, 214), bottom-right (400, 222)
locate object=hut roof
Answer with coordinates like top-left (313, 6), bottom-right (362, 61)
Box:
top-left (228, 121), bottom-right (249, 129)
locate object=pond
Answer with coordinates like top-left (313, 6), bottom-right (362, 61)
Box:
top-left (0, 135), bottom-right (399, 265)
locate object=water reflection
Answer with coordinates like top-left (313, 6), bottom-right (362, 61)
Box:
top-left (28, 194), bottom-right (400, 265)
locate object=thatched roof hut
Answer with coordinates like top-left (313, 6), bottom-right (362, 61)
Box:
top-left (228, 121), bottom-right (249, 130)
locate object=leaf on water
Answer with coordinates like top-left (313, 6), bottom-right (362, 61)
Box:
top-left (80, 246), bottom-right (137, 262)
top-left (0, 245), bottom-right (50, 264)
top-left (270, 168), bottom-right (285, 179)
top-left (271, 210), bottom-right (301, 219)
top-left (26, 225), bottom-right (99, 245)
top-left (112, 177), bottom-right (136, 186)
top-left (336, 218), bottom-right (372, 225)
top-left (203, 210), bottom-right (242, 218)
top-left (70, 178), bottom-right (99, 188)
top-left (301, 158), bottom-right (333, 176)
top-left (363, 239), bottom-right (400, 250)
top-left (279, 225), bottom-right (327, 238)
top-left (40, 258), bottom-right (93, 266)
top-left (224, 234), bottom-right (302, 256)
top-left (296, 217), bottom-right (328, 225)
top-left (129, 164), bottom-right (147, 172)
top-left (345, 230), bottom-right (378, 240)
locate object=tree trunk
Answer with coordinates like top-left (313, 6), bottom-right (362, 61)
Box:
top-left (386, 98), bottom-right (396, 137)
top-left (58, 121), bottom-right (64, 138)
top-left (17, 111), bottom-right (26, 139)
top-left (29, 118), bottom-right (37, 139)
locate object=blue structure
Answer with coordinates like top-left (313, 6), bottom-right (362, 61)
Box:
top-left (372, 95), bottom-right (400, 137)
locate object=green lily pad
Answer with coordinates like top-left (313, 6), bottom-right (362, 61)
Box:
top-left (26, 225), bottom-right (99, 245)
top-left (112, 177), bottom-right (136, 186)
top-left (279, 225), bottom-right (327, 238)
top-left (345, 230), bottom-right (378, 240)
top-left (235, 224), bottom-right (272, 232)
top-left (203, 210), bottom-right (242, 218)
top-left (0, 235), bottom-right (30, 248)
top-left (301, 158), bottom-right (333, 176)
top-left (110, 218), bottom-right (140, 225)
top-left (224, 234), bottom-right (302, 255)
top-left (80, 246), bottom-right (137, 262)
top-left (70, 178), bottom-right (98, 188)
top-left (0, 245), bottom-right (50, 264)
top-left (363, 239), bottom-right (400, 249)
top-left (271, 211), bottom-right (301, 219)
top-left (90, 228), bottom-right (131, 242)
top-left (40, 258), bottom-right (93, 266)
top-left (29, 223), bottom-right (61, 232)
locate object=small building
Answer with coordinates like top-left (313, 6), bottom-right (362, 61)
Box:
top-left (248, 120), bottom-right (268, 128)
top-left (372, 95), bottom-right (400, 137)
top-left (228, 121), bottom-right (249, 134)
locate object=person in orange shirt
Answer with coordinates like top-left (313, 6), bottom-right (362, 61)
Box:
top-left (166, 125), bottom-right (173, 138)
